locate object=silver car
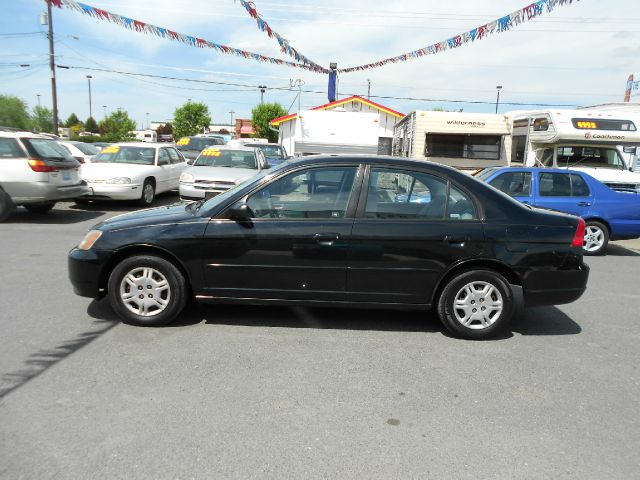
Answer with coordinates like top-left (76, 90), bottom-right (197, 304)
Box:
top-left (179, 145), bottom-right (268, 201)
top-left (0, 130), bottom-right (88, 221)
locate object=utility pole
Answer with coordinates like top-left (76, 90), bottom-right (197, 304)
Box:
top-left (259, 85), bottom-right (267, 103)
top-left (46, 1), bottom-right (59, 133)
top-left (495, 85), bottom-right (503, 114)
top-left (367, 79), bottom-right (371, 99)
top-left (146, 112), bottom-right (150, 129)
top-left (86, 75), bottom-right (93, 119)
top-left (229, 110), bottom-right (235, 131)
top-left (36, 94), bottom-right (41, 107)
top-left (102, 105), bottom-right (107, 118)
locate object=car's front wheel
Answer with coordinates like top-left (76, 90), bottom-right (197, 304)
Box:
top-left (107, 255), bottom-right (188, 326)
top-left (24, 201), bottom-right (56, 214)
top-left (437, 269), bottom-right (514, 340)
top-left (138, 180), bottom-right (155, 206)
top-left (583, 220), bottom-right (609, 256)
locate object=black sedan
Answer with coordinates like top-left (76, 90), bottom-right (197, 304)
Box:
top-left (69, 156), bottom-right (589, 340)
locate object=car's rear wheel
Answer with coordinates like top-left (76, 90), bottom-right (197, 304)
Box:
top-left (0, 189), bottom-right (14, 222)
top-left (437, 269), bottom-right (514, 340)
top-left (583, 220), bottom-right (608, 256)
top-left (24, 201), bottom-right (56, 214)
top-left (107, 255), bottom-right (188, 327)
top-left (138, 180), bottom-right (155, 206)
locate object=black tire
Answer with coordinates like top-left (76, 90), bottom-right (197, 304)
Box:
top-left (24, 201), bottom-right (56, 214)
top-left (437, 269), bottom-right (514, 340)
top-left (138, 180), bottom-right (155, 206)
top-left (583, 220), bottom-right (609, 256)
top-left (74, 198), bottom-right (91, 205)
top-left (0, 189), bottom-right (13, 222)
top-left (107, 255), bottom-right (188, 327)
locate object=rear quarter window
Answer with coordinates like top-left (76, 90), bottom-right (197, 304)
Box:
top-left (0, 138), bottom-right (25, 158)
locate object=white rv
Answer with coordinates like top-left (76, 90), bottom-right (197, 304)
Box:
top-left (508, 109), bottom-right (640, 192)
top-left (279, 109), bottom-right (381, 157)
top-left (133, 129), bottom-right (158, 143)
top-left (392, 111), bottom-right (511, 171)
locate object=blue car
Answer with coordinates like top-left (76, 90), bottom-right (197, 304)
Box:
top-left (479, 167), bottom-right (640, 255)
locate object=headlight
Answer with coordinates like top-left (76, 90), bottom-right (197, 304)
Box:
top-left (106, 177), bottom-right (131, 184)
top-left (78, 230), bottom-right (102, 250)
top-left (180, 172), bottom-right (195, 183)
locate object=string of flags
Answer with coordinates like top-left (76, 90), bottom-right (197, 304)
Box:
top-left (46, 0), bottom-right (581, 75)
top-left (46, 0), bottom-right (328, 73)
top-left (236, 0), bottom-right (325, 72)
top-left (337, 0), bottom-right (581, 72)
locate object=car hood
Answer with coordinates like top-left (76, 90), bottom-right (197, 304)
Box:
top-left (98, 203), bottom-right (198, 231)
top-left (185, 165), bottom-right (258, 182)
top-left (81, 162), bottom-right (156, 181)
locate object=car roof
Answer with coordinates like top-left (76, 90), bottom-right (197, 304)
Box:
top-left (0, 131), bottom-right (57, 139)
top-left (111, 142), bottom-right (167, 148)
top-left (282, 154), bottom-right (464, 174)
top-left (201, 145), bottom-right (256, 153)
top-left (490, 167), bottom-right (592, 175)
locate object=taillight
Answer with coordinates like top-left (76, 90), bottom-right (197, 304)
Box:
top-left (28, 159), bottom-right (58, 173)
top-left (572, 218), bottom-right (586, 247)
top-left (74, 156), bottom-right (85, 164)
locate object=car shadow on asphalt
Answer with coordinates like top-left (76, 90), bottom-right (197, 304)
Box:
top-left (5, 207), bottom-right (107, 224)
top-left (67, 191), bottom-right (183, 212)
top-left (0, 300), bottom-right (118, 400)
top-left (605, 244), bottom-right (640, 257)
top-left (82, 299), bottom-right (582, 340)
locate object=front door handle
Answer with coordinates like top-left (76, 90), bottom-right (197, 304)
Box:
top-left (577, 201), bottom-right (592, 207)
top-left (314, 233), bottom-right (340, 246)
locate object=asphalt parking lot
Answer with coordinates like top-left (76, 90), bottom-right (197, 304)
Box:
top-left (1, 197), bottom-right (639, 479)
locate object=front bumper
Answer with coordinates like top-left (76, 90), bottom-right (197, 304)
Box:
top-left (523, 263), bottom-right (590, 307)
top-left (179, 183), bottom-right (231, 200)
top-left (81, 183), bottom-right (142, 200)
top-left (68, 247), bottom-right (110, 298)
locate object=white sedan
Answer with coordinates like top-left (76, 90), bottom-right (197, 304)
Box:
top-left (78, 143), bottom-right (186, 205)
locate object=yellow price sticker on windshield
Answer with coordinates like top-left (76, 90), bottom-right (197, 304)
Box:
top-left (102, 146), bottom-right (120, 154)
top-left (177, 138), bottom-right (190, 146)
top-left (202, 148), bottom-right (221, 157)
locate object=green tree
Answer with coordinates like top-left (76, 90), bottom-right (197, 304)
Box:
top-left (98, 109), bottom-right (136, 142)
top-left (0, 94), bottom-right (31, 130)
top-left (65, 113), bottom-right (82, 128)
top-left (251, 102), bottom-right (287, 142)
top-left (173, 101), bottom-right (211, 138)
top-left (31, 105), bottom-right (54, 133)
top-left (84, 116), bottom-right (99, 133)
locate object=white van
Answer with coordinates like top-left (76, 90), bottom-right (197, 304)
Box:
top-left (508, 109), bottom-right (640, 192)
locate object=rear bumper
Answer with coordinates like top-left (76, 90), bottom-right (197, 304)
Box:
top-left (9, 181), bottom-right (90, 204)
top-left (523, 263), bottom-right (590, 307)
top-left (68, 247), bottom-right (110, 298)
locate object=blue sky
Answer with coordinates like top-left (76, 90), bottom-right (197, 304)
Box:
top-left (1, 0), bottom-right (638, 128)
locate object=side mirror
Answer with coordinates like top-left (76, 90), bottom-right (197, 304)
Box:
top-left (622, 146), bottom-right (637, 154)
top-left (186, 158), bottom-right (194, 165)
top-left (228, 201), bottom-right (252, 221)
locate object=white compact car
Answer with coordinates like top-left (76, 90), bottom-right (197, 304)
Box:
top-left (179, 145), bottom-right (268, 201)
top-left (78, 143), bottom-right (186, 205)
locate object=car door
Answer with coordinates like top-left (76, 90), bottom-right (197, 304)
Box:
top-left (534, 171), bottom-right (594, 217)
top-left (346, 166), bottom-right (484, 305)
top-left (167, 147), bottom-right (185, 187)
top-left (200, 164), bottom-right (362, 301)
top-left (156, 148), bottom-right (173, 193)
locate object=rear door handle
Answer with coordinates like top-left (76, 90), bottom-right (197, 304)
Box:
top-left (443, 235), bottom-right (469, 245)
top-left (314, 233), bottom-right (340, 246)
top-left (577, 201), bottom-right (592, 207)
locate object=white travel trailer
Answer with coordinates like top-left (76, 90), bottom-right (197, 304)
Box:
top-left (508, 109), bottom-right (640, 192)
top-left (133, 129), bottom-right (158, 143)
top-left (392, 111), bottom-right (511, 171)
top-left (280, 109), bottom-right (381, 157)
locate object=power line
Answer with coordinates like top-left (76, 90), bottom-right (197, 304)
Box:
top-left (55, 64), bottom-right (580, 107)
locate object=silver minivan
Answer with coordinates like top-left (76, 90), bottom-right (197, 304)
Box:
top-left (0, 130), bottom-right (89, 221)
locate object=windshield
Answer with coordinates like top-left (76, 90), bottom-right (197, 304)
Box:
top-left (72, 142), bottom-right (99, 155)
top-left (22, 138), bottom-right (75, 161)
top-left (557, 146), bottom-right (626, 170)
top-left (257, 145), bottom-right (285, 159)
top-left (194, 149), bottom-right (258, 169)
top-left (93, 146), bottom-right (156, 165)
top-left (176, 137), bottom-right (224, 151)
